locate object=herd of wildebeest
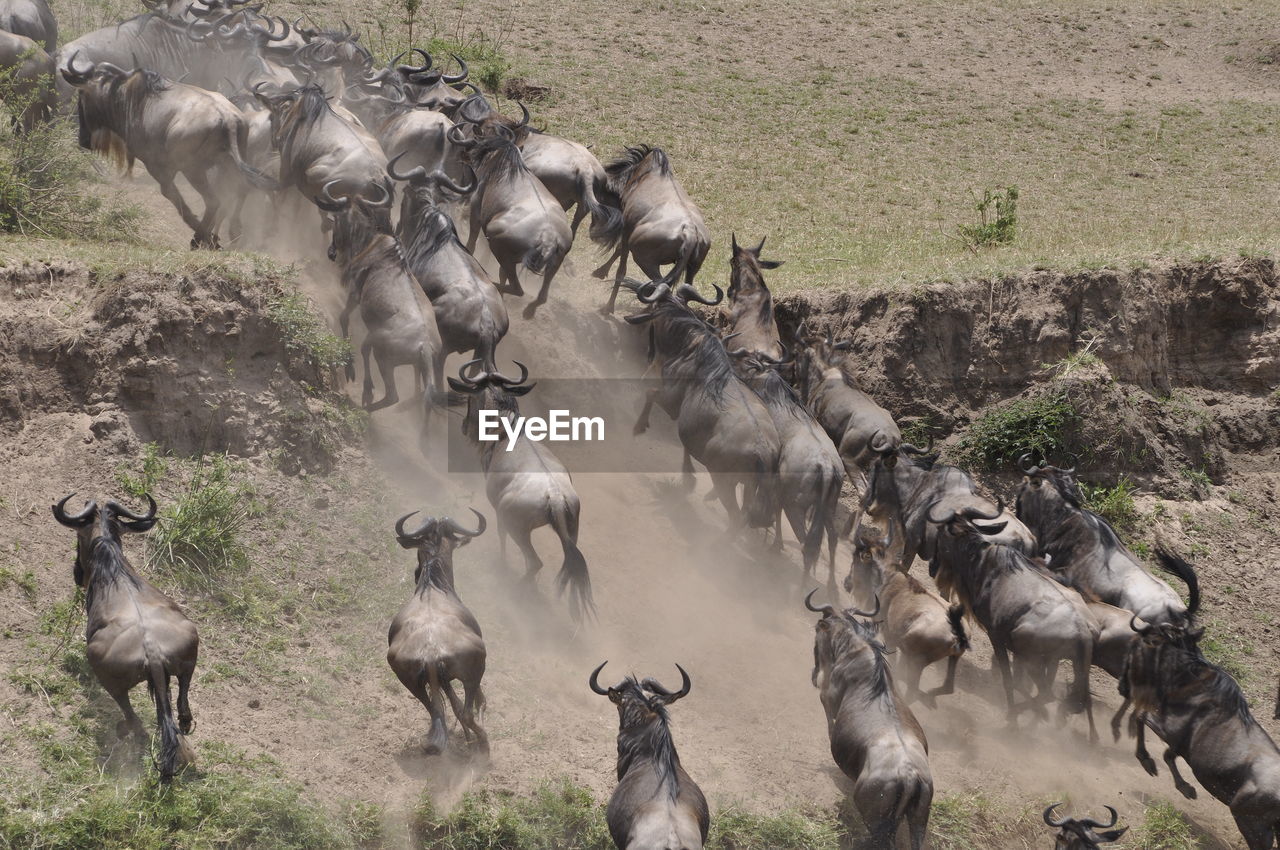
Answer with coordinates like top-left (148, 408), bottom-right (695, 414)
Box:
top-left (5, 0), bottom-right (1280, 846)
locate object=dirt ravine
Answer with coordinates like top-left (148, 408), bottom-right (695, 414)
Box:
top-left (0, 248), bottom-right (1276, 848)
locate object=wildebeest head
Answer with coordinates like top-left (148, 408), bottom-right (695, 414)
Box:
top-left (806, 590), bottom-right (883, 688)
top-left (1014, 452), bottom-right (1082, 523)
top-left (394, 509), bottom-right (485, 590)
top-left (185, 9), bottom-right (292, 51)
top-left (1044, 803), bottom-right (1127, 849)
top-left (589, 661), bottom-right (691, 781)
top-left (448, 359), bottom-right (535, 439)
top-left (318, 179), bottom-right (394, 262)
top-left (850, 523), bottom-right (895, 605)
top-left (727, 234), bottom-right (782, 300)
top-left (52, 494), bottom-right (158, 588)
top-left (290, 20), bottom-right (371, 78)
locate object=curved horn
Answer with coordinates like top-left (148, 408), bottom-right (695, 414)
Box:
top-left (386, 151), bottom-right (428, 182)
top-left (442, 54), bottom-right (468, 83)
top-left (637, 282), bottom-right (671, 304)
top-left (869, 430), bottom-right (894, 454)
top-left (643, 664), bottom-right (692, 702)
top-left (315, 180), bottom-right (351, 211)
top-left (1043, 803), bottom-right (1068, 828)
top-left (961, 498), bottom-right (1004, 522)
top-left (1079, 807), bottom-right (1120, 830)
top-left (108, 495), bottom-right (157, 523)
top-left (263, 15), bottom-right (290, 41)
top-left (588, 661), bottom-right (610, 695)
top-left (451, 358), bottom-right (484, 389)
top-left (444, 508), bottom-right (486, 538)
top-left (926, 500), bottom-right (957, 525)
top-left (514, 100), bottom-right (530, 128)
top-left (398, 47), bottom-right (432, 74)
top-left (804, 588), bottom-right (836, 618)
top-left (1129, 613), bottom-right (1154, 636)
top-left (677, 283), bottom-right (724, 306)
top-left (846, 594), bottom-right (880, 619)
top-left (62, 51), bottom-right (97, 84)
top-left (429, 166), bottom-right (476, 196)
top-left (394, 510), bottom-right (419, 538)
top-left (1061, 452), bottom-right (1079, 474)
top-left (490, 361), bottom-right (529, 387)
top-left (1018, 452), bottom-right (1039, 475)
top-left (185, 18), bottom-right (214, 41)
top-left (360, 180), bottom-right (393, 209)
top-left (395, 511), bottom-right (435, 542)
top-left (52, 494), bottom-right (96, 528)
top-left (446, 123), bottom-right (476, 148)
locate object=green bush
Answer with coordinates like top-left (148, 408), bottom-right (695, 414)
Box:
top-left (957, 186), bottom-right (1018, 249)
top-left (710, 805), bottom-right (843, 849)
top-left (147, 453), bottom-right (260, 595)
top-left (954, 390), bottom-right (1077, 472)
top-left (0, 73), bottom-right (140, 240)
top-left (267, 290), bottom-right (353, 373)
top-left (1127, 800), bottom-right (1198, 850)
top-left (426, 36), bottom-right (512, 93)
top-left (116, 442), bottom-right (170, 500)
top-left (1080, 477), bottom-right (1140, 535)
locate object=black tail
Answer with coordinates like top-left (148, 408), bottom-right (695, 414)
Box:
top-left (804, 469), bottom-right (841, 572)
top-left (227, 120), bottom-right (280, 192)
top-left (583, 173), bottom-right (623, 246)
top-left (1155, 547), bottom-right (1200, 620)
top-left (420, 664), bottom-right (450, 754)
top-left (146, 660), bottom-right (185, 782)
top-left (946, 604), bottom-right (970, 652)
top-left (745, 457), bottom-right (777, 530)
top-left (549, 501), bottom-right (594, 622)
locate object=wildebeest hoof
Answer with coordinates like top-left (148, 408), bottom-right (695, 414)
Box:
top-left (180, 717), bottom-right (196, 735)
top-left (424, 743), bottom-right (442, 756)
top-left (633, 422), bottom-right (648, 436)
top-left (1177, 783), bottom-right (1197, 800)
top-left (115, 719), bottom-right (133, 739)
top-left (1139, 756), bottom-right (1158, 776)
top-left (522, 303), bottom-right (538, 320)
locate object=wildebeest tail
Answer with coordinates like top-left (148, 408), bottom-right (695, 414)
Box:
top-left (804, 467), bottom-right (841, 571)
top-left (226, 118), bottom-right (280, 192)
top-left (146, 660), bottom-right (189, 782)
top-left (549, 500), bottom-right (594, 622)
top-left (745, 457), bottom-right (778, 530)
top-left (582, 172), bottom-right (623, 245)
top-left (420, 663), bottom-right (450, 754)
top-left (1154, 546), bottom-right (1200, 620)
top-left (522, 235), bottom-right (565, 275)
top-left (946, 603), bottom-right (970, 653)
top-left (589, 173), bottom-right (623, 249)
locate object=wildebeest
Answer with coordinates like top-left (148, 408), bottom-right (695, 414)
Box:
top-left (62, 56), bottom-right (274, 248)
top-left (729, 350), bottom-right (842, 580)
top-left (807, 592), bottom-right (933, 849)
top-left (184, 12), bottom-right (298, 92)
top-left (1113, 617), bottom-right (1280, 849)
top-left (376, 51), bottom-right (474, 115)
top-left (0, 0), bottom-right (56, 53)
top-left (253, 82), bottom-right (390, 216)
top-left (627, 280), bottom-right (781, 530)
top-left (455, 94), bottom-right (619, 241)
top-left (0, 29), bottom-right (55, 129)
top-left (1016, 457), bottom-right (1198, 625)
top-left (452, 127), bottom-right (572, 320)
top-left (387, 509), bottom-right (488, 756)
top-left (589, 662), bottom-right (709, 850)
top-left (929, 503), bottom-right (1098, 740)
top-left (390, 159), bottom-right (510, 372)
top-left (1043, 803), bottom-right (1128, 849)
top-left (794, 326), bottom-right (902, 482)
top-left (850, 526), bottom-right (968, 708)
top-left (595, 145), bottom-right (710, 314)
top-left (52, 494), bottom-right (198, 781)
top-left (325, 189), bottom-right (442, 415)
top-left (724, 235), bottom-right (784, 361)
top-left (448, 362), bottom-right (594, 621)
top-left (852, 449), bottom-right (1034, 586)
top-left (343, 76), bottom-right (460, 183)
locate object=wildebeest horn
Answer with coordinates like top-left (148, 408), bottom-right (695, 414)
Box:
top-left (185, 19), bottom-right (214, 41)
top-left (394, 510), bottom-right (433, 542)
top-left (637, 282), bottom-right (671, 304)
top-left (442, 54), bottom-right (468, 83)
top-left (386, 151), bottom-right (428, 182)
top-left (262, 16), bottom-right (290, 41)
top-left (1129, 613), bottom-right (1153, 636)
top-left (846, 594), bottom-right (880, 619)
top-left (677, 283), bottom-right (723, 306)
top-left (731, 233), bottom-right (740, 252)
top-left (1043, 803), bottom-right (1068, 828)
top-left (804, 588), bottom-right (836, 618)
top-left (433, 166), bottom-right (476, 195)
top-left (1061, 452), bottom-right (1079, 474)
top-left (961, 499), bottom-right (1004, 522)
top-left (926, 500), bottom-right (956, 525)
top-left (901, 437), bottom-right (934, 456)
top-left (490, 361), bottom-right (529, 387)
top-left (588, 661), bottom-right (611, 695)
top-left (451, 359), bottom-right (484, 389)
top-left (444, 508), bottom-right (486, 538)
top-left (401, 47), bottom-right (432, 73)
top-left (361, 180), bottom-right (393, 208)
top-left (832, 339), bottom-right (855, 351)
top-left (869, 430), bottom-right (894, 454)
top-left (643, 664), bottom-right (691, 702)
top-left (754, 235), bottom-right (767, 253)
top-left (62, 51), bottom-right (96, 84)
top-left (1078, 807), bottom-right (1120, 830)
top-left (514, 101), bottom-right (530, 128)
top-left (1018, 452), bottom-right (1040, 474)
top-left (53, 494), bottom-right (96, 527)
top-left (108, 495), bottom-right (158, 523)
top-left (315, 180), bottom-right (351, 211)
top-left (446, 123), bottom-right (476, 149)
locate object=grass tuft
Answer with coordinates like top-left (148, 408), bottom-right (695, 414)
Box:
top-left (1080, 477), bottom-right (1141, 537)
top-left (267, 290), bottom-right (353, 373)
top-left (1127, 800), bottom-right (1198, 850)
top-left (953, 389), bottom-right (1077, 472)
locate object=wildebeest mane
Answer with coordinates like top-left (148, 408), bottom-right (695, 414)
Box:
top-left (613, 679), bottom-right (682, 799)
top-left (827, 615), bottom-right (893, 704)
top-left (472, 134), bottom-right (528, 184)
top-left (1157, 642), bottom-right (1255, 723)
top-left (604, 144), bottom-right (671, 190)
top-left (655, 306), bottom-right (735, 404)
top-left (414, 555), bottom-right (455, 595)
top-left (754, 368), bottom-right (806, 420)
top-left (403, 207), bottom-right (459, 263)
top-left (84, 535), bottom-right (142, 612)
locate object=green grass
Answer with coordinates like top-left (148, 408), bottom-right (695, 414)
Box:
top-left (957, 186), bottom-right (1019, 250)
top-left (1081, 477), bottom-right (1141, 536)
top-left (266, 289), bottom-right (354, 374)
top-left (1198, 620), bottom-right (1254, 685)
top-left (953, 388), bottom-right (1078, 472)
top-left (116, 442), bottom-right (170, 501)
top-left (1127, 800), bottom-right (1198, 850)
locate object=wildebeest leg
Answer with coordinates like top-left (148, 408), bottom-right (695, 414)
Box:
top-left (1028, 659), bottom-right (1054, 723)
top-left (360, 341), bottom-right (377, 409)
top-left (465, 203), bottom-right (482, 253)
top-left (522, 255), bottom-right (563, 320)
top-left (569, 202), bottom-right (587, 237)
top-left (899, 653), bottom-right (927, 707)
top-left (441, 683), bottom-right (470, 744)
top-left (1134, 718), bottom-right (1158, 776)
top-left (1163, 749), bottom-right (1198, 799)
top-left (498, 262), bottom-right (525, 297)
top-left (184, 167), bottom-right (222, 249)
top-left (929, 655), bottom-right (960, 702)
top-left (1231, 815), bottom-right (1273, 850)
top-left (496, 515), bottom-right (509, 561)
top-left (711, 474), bottom-right (745, 527)
top-left (147, 164), bottom-right (206, 250)
top-left (634, 389), bottom-right (659, 435)
top-left (991, 643), bottom-right (1019, 725)
top-left (600, 234), bottom-right (631, 314)
top-left (681, 451), bottom-right (696, 492)
top-left (176, 667), bottom-right (195, 734)
top-left (509, 523), bottom-right (543, 580)
top-left (1110, 696), bottom-right (1131, 742)
top-left (458, 679), bottom-right (489, 756)
top-left (339, 291), bottom-right (358, 383)
top-left (104, 681), bottom-right (145, 740)
top-left (592, 237), bottom-right (624, 280)
top-left (366, 351), bottom-right (402, 412)
top-left (408, 672), bottom-right (449, 755)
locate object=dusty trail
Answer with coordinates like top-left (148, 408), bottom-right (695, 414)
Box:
top-left (81, 180), bottom-right (1258, 846)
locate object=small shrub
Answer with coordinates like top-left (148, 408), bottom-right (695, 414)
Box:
top-left (426, 36), bottom-right (511, 91)
top-left (1080, 477), bottom-right (1140, 535)
top-left (928, 792), bottom-right (997, 850)
top-left (710, 805), bottom-right (843, 849)
top-left (116, 442), bottom-right (170, 500)
top-left (147, 454), bottom-right (260, 595)
top-left (957, 186), bottom-right (1018, 250)
top-left (954, 390), bottom-right (1077, 472)
top-left (267, 290), bottom-right (352, 373)
top-left (1128, 800), bottom-right (1198, 850)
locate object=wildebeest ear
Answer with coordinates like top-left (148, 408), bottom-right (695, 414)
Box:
top-left (507, 382), bottom-right (536, 397)
top-left (119, 517), bottom-right (157, 533)
top-left (1096, 827), bottom-right (1128, 843)
top-left (759, 259), bottom-right (783, 269)
top-left (447, 377), bottom-right (475, 393)
top-left (623, 312), bottom-right (655, 325)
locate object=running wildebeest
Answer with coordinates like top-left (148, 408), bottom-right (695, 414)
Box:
top-left (387, 509), bottom-right (488, 756)
top-left (590, 662), bottom-right (709, 850)
top-left (595, 145), bottom-right (710, 314)
top-left (1016, 456), bottom-right (1198, 625)
top-left (807, 591), bottom-right (933, 850)
top-left (448, 361), bottom-right (594, 621)
top-left (1112, 613), bottom-right (1280, 849)
top-left (850, 525), bottom-right (968, 708)
top-left (1043, 803), bottom-right (1128, 849)
top-left (724, 235), bottom-right (784, 361)
top-left (390, 158), bottom-right (509, 372)
top-left (61, 55), bottom-right (275, 248)
top-left (929, 502), bottom-right (1098, 741)
top-left (52, 494), bottom-right (198, 782)
top-left (627, 279), bottom-right (781, 530)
